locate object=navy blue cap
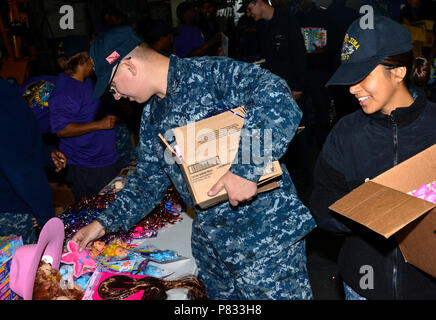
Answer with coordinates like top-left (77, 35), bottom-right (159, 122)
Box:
top-left (89, 26), bottom-right (142, 98)
top-left (326, 15), bottom-right (412, 86)
top-left (59, 35), bottom-right (90, 58)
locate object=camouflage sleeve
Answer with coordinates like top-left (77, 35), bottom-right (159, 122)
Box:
top-left (96, 113), bottom-right (172, 233)
top-left (212, 59), bottom-right (303, 182)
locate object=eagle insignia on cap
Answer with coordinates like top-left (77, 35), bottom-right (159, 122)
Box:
top-left (341, 34), bottom-right (360, 61)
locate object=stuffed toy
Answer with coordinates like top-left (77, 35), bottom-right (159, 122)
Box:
top-left (33, 261), bottom-right (84, 300)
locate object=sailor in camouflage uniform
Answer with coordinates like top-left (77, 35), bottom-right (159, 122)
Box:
top-left (73, 26), bottom-right (316, 300)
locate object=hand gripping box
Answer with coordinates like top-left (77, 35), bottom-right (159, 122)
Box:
top-left (159, 107), bottom-right (283, 209)
top-left (329, 145), bottom-right (436, 278)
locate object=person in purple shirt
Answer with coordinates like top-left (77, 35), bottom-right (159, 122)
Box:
top-left (174, 1), bottom-right (222, 58)
top-left (49, 35), bottom-right (120, 201)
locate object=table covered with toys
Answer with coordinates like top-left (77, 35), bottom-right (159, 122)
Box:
top-left (3, 161), bottom-right (205, 300)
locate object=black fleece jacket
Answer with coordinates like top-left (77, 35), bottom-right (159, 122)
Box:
top-left (310, 91), bottom-right (436, 299)
top-left (256, 8), bottom-right (307, 92)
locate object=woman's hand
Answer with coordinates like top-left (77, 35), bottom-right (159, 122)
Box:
top-left (208, 171), bottom-right (258, 207)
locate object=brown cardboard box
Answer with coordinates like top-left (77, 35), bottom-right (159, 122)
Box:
top-left (329, 144), bottom-right (436, 278)
top-left (159, 107), bottom-right (283, 209)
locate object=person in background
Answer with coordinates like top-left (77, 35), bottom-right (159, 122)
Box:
top-left (241, 0), bottom-right (306, 101)
top-left (326, 1), bottom-right (359, 51)
top-left (71, 26), bottom-right (316, 300)
top-left (174, 1), bottom-right (222, 58)
top-left (198, 0), bottom-right (221, 43)
top-left (95, 4), bottom-right (126, 35)
top-left (294, 0), bottom-right (334, 148)
top-left (235, 13), bottom-right (261, 62)
top-left (399, 0), bottom-right (435, 24)
top-left (325, 0), bottom-right (360, 123)
top-left (0, 58), bottom-right (66, 244)
top-left (137, 18), bottom-right (177, 56)
top-left (49, 35), bottom-right (120, 202)
top-left (310, 15), bottom-right (436, 300)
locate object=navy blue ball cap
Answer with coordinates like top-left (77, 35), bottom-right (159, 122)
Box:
top-left (326, 15), bottom-right (413, 87)
top-left (90, 26), bottom-right (142, 99)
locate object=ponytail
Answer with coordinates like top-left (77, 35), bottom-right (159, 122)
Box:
top-left (380, 51), bottom-right (430, 88)
top-left (410, 56), bottom-right (430, 87)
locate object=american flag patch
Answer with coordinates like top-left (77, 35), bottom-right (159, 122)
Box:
top-left (106, 51), bottom-right (120, 64)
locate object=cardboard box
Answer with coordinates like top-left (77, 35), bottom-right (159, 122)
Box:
top-left (159, 107), bottom-right (283, 209)
top-left (329, 144), bottom-right (436, 278)
top-left (0, 236), bottom-right (23, 300)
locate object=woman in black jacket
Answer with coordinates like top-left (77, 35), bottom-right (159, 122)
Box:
top-left (310, 15), bottom-right (436, 299)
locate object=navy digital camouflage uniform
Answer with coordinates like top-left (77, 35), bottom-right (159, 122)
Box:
top-left (96, 55), bottom-right (316, 300)
top-left (0, 213), bottom-right (36, 245)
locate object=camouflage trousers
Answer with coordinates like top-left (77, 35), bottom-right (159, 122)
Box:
top-left (191, 216), bottom-right (313, 300)
top-left (0, 212), bottom-right (36, 244)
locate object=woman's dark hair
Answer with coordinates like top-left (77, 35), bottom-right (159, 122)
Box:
top-left (380, 50), bottom-right (430, 88)
top-left (57, 52), bottom-right (90, 76)
top-left (97, 275), bottom-right (208, 300)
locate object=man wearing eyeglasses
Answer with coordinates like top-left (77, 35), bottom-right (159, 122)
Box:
top-left (72, 26), bottom-right (316, 300)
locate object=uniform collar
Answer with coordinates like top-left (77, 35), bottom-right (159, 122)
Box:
top-left (149, 55), bottom-right (180, 125)
top-left (368, 88), bottom-right (428, 127)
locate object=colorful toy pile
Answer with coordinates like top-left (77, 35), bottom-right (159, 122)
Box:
top-left (0, 236), bottom-right (23, 300)
top-left (58, 239), bottom-right (186, 294)
top-left (59, 186), bottom-right (185, 244)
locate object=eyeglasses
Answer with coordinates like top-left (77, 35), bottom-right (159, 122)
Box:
top-left (107, 57), bottom-right (131, 95)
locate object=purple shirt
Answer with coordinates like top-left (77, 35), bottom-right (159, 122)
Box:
top-left (174, 24), bottom-right (205, 58)
top-left (49, 73), bottom-right (118, 167)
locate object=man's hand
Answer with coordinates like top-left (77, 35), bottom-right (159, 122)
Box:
top-left (72, 220), bottom-right (106, 252)
top-left (208, 171), bottom-right (258, 207)
top-left (51, 150), bottom-right (67, 172)
top-left (99, 115), bottom-right (118, 130)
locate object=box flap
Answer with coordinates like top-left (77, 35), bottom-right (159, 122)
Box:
top-left (395, 208), bottom-right (436, 278)
top-left (373, 144), bottom-right (436, 193)
top-left (329, 181), bottom-right (436, 238)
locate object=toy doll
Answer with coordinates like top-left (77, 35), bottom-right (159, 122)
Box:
top-left (33, 261), bottom-right (84, 300)
top-left (89, 240), bottom-right (106, 259)
top-left (97, 275), bottom-right (207, 300)
top-left (102, 240), bottom-right (130, 258)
